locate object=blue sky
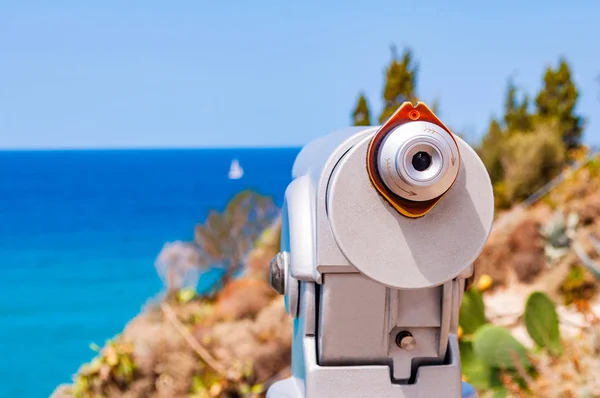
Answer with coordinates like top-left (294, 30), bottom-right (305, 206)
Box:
top-left (0, 1), bottom-right (598, 149)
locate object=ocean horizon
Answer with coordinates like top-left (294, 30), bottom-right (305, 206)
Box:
top-left (0, 148), bottom-right (300, 397)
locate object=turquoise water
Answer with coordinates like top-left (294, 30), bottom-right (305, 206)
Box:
top-left (0, 148), bottom-right (299, 397)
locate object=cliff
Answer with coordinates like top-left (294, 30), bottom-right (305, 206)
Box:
top-left (52, 217), bottom-right (290, 398)
top-left (53, 155), bottom-right (600, 398)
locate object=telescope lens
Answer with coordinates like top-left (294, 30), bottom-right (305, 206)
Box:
top-left (412, 151), bottom-right (432, 172)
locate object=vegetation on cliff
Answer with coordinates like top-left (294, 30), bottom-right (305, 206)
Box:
top-left (53, 151), bottom-right (600, 398)
top-left (53, 191), bottom-right (289, 398)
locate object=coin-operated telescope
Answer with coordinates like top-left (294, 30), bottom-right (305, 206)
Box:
top-left (267, 102), bottom-right (493, 398)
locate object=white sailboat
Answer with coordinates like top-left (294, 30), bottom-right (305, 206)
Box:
top-left (228, 159), bottom-right (244, 180)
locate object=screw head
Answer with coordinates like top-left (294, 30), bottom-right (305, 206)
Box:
top-left (396, 331), bottom-right (416, 351)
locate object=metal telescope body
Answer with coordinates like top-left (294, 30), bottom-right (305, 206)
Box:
top-left (267, 103), bottom-right (494, 398)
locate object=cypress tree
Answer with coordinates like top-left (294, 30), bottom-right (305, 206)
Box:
top-left (379, 46), bottom-right (418, 123)
top-left (504, 81), bottom-right (533, 133)
top-left (352, 93), bottom-right (371, 126)
top-left (535, 58), bottom-right (584, 149)
top-left (479, 118), bottom-right (505, 184)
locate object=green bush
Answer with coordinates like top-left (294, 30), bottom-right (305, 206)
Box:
top-left (459, 287), bottom-right (488, 335)
top-left (459, 284), bottom-right (564, 395)
top-left (501, 122), bottom-right (566, 203)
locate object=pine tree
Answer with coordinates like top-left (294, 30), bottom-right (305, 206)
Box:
top-left (379, 46), bottom-right (418, 123)
top-left (504, 82), bottom-right (518, 128)
top-left (504, 81), bottom-right (533, 133)
top-left (479, 118), bottom-right (505, 184)
top-left (535, 58), bottom-right (584, 149)
top-left (352, 93), bottom-right (371, 126)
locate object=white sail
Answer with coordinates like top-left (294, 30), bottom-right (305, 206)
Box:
top-left (228, 159), bottom-right (244, 180)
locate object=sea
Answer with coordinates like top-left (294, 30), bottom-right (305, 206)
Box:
top-left (0, 148), bottom-right (300, 398)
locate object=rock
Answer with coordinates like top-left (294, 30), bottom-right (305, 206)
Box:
top-left (215, 277), bottom-right (276, 320)
top-left (252, 296), bottom-right (291, 345)
top-left (473, 240), bottom-right (511, 287)
top-left (508, 218), bottom-right (546, 283)
top-left (120, 378), bottom-right (156, 398)
top-left (253, 341), bottom-right (291, 381)
top-left (211, 319), bottom-right (258, 362)
top-left (153, 350), bottom-right (198, 397)
top-left (512, 251), bottom-right (545, 283)
top-left (208, 296), bottom-right (292, 382)
top-left (474, 218), bottom-right (548, 288)
top-left (121, 311), bottom-right (185, 377)
top-left (508, 218), bottom-right (544, 253)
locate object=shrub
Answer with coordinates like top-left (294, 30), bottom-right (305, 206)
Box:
top-left (194, 190), bottom-right (279, 287)
top-left (501, 122), bottom-right (566, 203)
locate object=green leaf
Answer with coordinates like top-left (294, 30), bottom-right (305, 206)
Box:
top-left (524, 291), bottom-right (562, 355)
top-left (473, 325), bottom-right (531, 370)
top-left (459, 288), bottom-right (488, 335)
top-left (459, 341), bottom-right (499, 389)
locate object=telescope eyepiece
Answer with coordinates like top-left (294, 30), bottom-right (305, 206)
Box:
top-left (399, 137), bottom-right (445, 184)
top-left (376, 120), bottom-right (459, 202)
